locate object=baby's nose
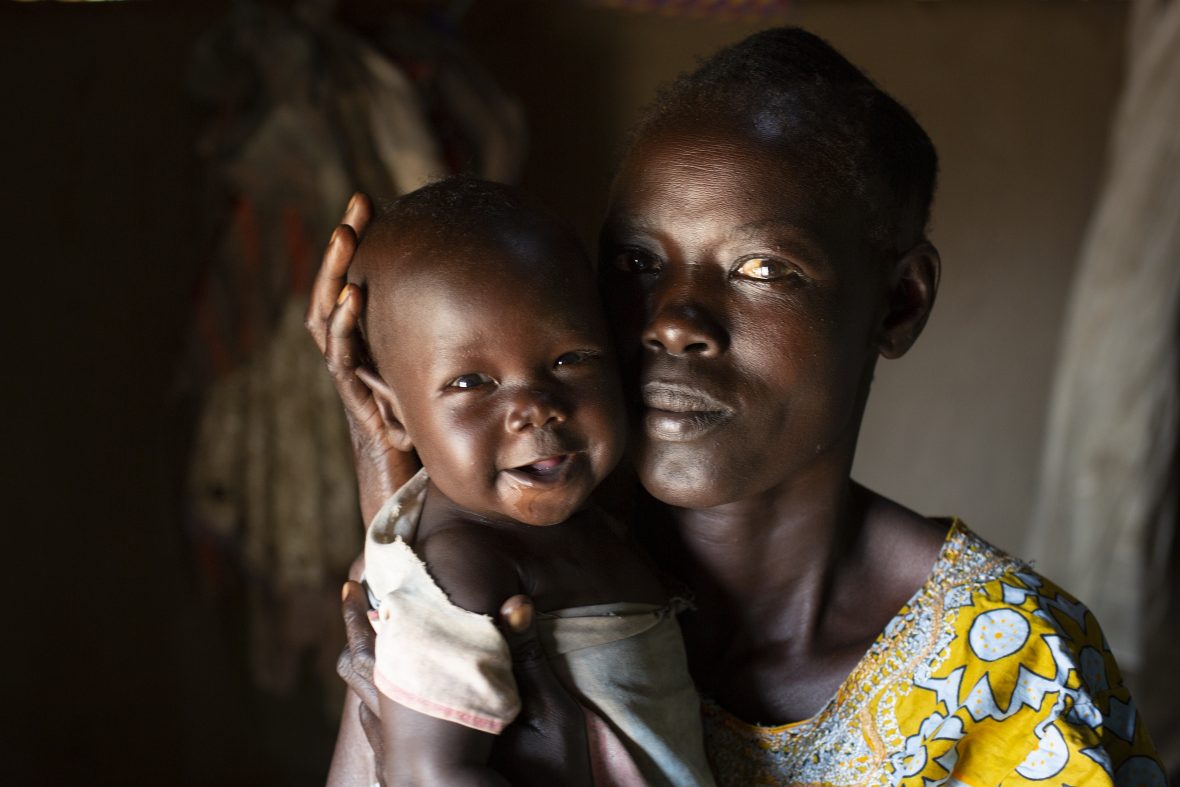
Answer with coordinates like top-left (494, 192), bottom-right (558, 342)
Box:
top-left (505, 388), bottom-right (569, 432)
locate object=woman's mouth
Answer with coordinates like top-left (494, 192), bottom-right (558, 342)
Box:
top-left (641, 382), bottom-right (733, 441)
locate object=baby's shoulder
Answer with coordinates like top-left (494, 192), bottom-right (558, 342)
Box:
top-left (418, 515), bottom-right (517, 555)
top-left (416, 520), bottom-right (524, 617)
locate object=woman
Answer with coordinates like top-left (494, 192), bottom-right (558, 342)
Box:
top-left (310, 28), bottom-right (1162, 786)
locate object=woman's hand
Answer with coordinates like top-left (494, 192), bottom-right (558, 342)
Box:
top-left (334, 582), bottom-right (591, 786)
top-left (305, 193), bottom-right (419, 524)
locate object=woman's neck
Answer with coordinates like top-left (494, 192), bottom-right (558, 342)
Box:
top-left (665, 473), bottom-right (866, 641)
top-left (649, 471), bottom-right (947, 724)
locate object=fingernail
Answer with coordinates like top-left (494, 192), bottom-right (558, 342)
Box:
top-left (500, 595), bottom-right (534, 633)
top-left (342, 582), bottom-right (352, 601)
top-left (329, 226), bottom-right (341, 246)
top-left (347, 193), bottom-right (358, 213)
top-left (337, 287), bottom-right (351, 306)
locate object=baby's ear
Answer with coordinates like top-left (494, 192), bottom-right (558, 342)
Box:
top-left (355, 367), bottom-right (415, 453)
top-left (875, 241), bottom-right (940, 359)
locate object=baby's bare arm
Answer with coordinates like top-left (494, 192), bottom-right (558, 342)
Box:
top-left (380, 693), bottom-right (508, 787)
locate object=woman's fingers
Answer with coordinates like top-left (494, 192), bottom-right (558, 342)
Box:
top-left (307, 193), bottom-right (414, 522)
top-left (342, 189), bottom-right (372, 233)
top-left (306, 223), bottom-right (357, 353)
top-left (325, 284), bottom-right (382, 435)
top-left (338, 580), bottom-right (381, 718)
top-left (306, 192), bottom-right (373, 353)
top-left (357, 701), bottom-right (387, 778)
top-left (342, 190), bottom-right (374, 235)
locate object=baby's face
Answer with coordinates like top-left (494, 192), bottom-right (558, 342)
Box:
top-left (367, 223), bottom-right (626, 526)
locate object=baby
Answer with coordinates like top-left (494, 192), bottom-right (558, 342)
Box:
top-left (347, 177), bottom-right (714, 786)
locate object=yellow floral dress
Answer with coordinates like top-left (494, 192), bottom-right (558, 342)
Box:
top-left (701, 521), bottom-right (1164, 786)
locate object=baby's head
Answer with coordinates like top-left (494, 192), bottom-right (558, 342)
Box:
top-left (350, 178), bottom-right (626, 526)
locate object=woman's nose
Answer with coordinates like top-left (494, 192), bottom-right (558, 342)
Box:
top-left (506, 388), bottom-right (569, 432)
top-left (643, 296), bottom-right (728, 358)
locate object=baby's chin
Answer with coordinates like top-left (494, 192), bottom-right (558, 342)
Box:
top-left (495, 493), bottom-right (587, 527)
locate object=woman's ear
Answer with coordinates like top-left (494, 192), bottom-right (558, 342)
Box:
top-left (876, 241), bottom-right (941, 359)
top-left (355, 366), bottom-right (415, 453)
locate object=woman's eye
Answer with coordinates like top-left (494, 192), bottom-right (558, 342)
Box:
top-left (447, 373), bottom-right (494, 390)
top-left (734, 257), bottom-right (792, 281)
top-left (612, 248), bottom-right (660, 275)
top-left (554, 350), bottom-right (599, 369)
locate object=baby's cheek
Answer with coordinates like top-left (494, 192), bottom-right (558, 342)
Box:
top-left (582, 401), bottom-right (627, 476)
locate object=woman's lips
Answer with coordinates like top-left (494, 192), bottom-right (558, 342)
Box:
top-left (641, 382), bottom-right (733, 442)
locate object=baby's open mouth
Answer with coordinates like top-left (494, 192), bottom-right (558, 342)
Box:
top-left (513, 454), bottom-right (570, 478)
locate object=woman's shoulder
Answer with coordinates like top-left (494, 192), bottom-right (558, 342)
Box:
top-left (907, 520), bottom-right (1164, 783)
top-left (921, 520), bottom-right (1116, 693)
top-left (928, 520), bottom-right (1106, 655)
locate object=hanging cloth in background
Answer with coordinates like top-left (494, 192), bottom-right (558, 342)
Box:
top-left (185, 0), bottom-right (525, 707)
top-left (1028, 0), bottom-right (1180, 770)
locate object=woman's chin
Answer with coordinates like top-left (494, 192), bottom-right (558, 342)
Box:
top-left (636, 449), bottom-right (738, 510)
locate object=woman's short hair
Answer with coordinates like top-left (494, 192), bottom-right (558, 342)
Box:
top-left (633, 27), bottom-right (939, 258)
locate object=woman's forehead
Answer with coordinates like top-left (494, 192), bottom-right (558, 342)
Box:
top-left (611, 133), bottom-right (837, 225)
top-left (616, 121), bottom-right (826, 197)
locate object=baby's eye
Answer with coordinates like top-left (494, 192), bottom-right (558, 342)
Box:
top-left (733, 256), bottom-right (794, 281)
top-left (612, 248), bottom-right (660, 275)
top-left (447, 373), bottom-right (494, 390)
top-left (554, 350), bottom-right (600, 369)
